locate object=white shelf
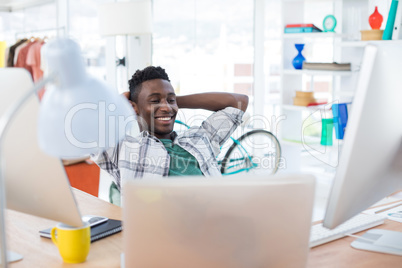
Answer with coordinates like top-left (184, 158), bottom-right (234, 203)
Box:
top-left (281, 104), bottom-right (329, 111)
top-left (333, 90), bottom-right (355, 97)
top-left (283, 32), bottom-right (348, 39)
top-left (279, 139), bottom-right (303, 147)
top-left (283, 69), bottom-right (353, 76)
top-left (339, 41), bottom-right (367, 47)
top-left (280, 137), bottom-right (323, 147)
top-left (281, 137), bottom-right (342, 148)
top-left (340, 40), bottom-right (402, 48)
top-left (282, 104), bottom-right (308, 111)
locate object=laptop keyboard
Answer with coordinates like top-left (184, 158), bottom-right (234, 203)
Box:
top-left (310, 213), bottom-right (387, 248)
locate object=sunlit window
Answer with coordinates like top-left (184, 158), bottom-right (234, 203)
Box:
top-left (0, 4), bottom-right (56, 45)
top-left (69, 0), bottom-right (113, 80)
top-left (153, 0), bottom-right (254, 128)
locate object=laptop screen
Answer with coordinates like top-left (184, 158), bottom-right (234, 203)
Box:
top-left (122, 174), bottom-right (315, 268)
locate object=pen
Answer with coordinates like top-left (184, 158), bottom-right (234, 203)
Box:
top-left (375, 202), bottom-right (402, 214)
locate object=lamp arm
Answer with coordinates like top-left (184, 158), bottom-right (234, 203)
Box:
top-left (0, 73), bottom-right (56, 140)
top-left (0, 72), bottom-right (56, 267)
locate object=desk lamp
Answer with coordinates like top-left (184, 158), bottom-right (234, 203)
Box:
top-left (0, 38), bottom-right (133, 267)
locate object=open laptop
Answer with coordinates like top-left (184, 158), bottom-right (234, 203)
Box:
top-left (122, 174), bottom-right (315, 268)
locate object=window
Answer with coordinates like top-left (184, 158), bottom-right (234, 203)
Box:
top-left (0, 3), bottom-right (57, 45)
top-left (69, 0), bottom-right (113, 80)
top-left (153, 0), bottom-right (254, 128)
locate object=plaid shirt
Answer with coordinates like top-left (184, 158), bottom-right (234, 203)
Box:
top-left (92, 107), bottom-right (244, 190)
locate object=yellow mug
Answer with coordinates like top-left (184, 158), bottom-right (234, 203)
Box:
top-left (51, 222), bottom-right (90, 263)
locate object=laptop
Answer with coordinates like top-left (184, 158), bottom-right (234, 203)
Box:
top-left (122, 174), bottom-right (315, 268)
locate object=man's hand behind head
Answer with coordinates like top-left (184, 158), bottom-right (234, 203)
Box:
top-left (122, 91), bottom-right (130, 100)
top-left (122, 91), bottom-right (136, 113)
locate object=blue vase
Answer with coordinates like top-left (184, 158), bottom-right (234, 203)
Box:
top-left (292, 44), bottom-right (306, 70)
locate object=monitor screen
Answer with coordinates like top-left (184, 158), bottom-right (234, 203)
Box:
top-left (323, 42), bottom-right (402, 229)
top-left (0, 68), bottom-right (83, 227)
top-left (0, 68), bottom-right (84, 266)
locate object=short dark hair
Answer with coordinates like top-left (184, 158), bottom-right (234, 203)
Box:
top-left (128, 66), bottom-right (170, 103)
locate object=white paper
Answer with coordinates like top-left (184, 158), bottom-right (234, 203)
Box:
top-left (364, 201), bottom-right (402, 223)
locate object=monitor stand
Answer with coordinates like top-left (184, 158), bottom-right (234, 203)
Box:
top-left (351, 144), bottom-right (402, 256)
top-left (351, 229), bottom-right (402, 256)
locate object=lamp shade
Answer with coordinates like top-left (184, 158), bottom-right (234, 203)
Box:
top-left (38, 39), bottom-right (135, 159)
top-left (98, 0), bottom-right (152, 36)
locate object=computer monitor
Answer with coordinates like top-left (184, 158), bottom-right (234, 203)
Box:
top-left (0, 68), bottom-right (83, 266)
top-left (323, 42), bottom-right (402, 230)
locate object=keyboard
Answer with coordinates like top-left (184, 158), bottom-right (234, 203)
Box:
top-left (310, 213), bottom-right (387, 248)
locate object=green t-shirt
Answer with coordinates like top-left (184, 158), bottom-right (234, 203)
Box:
top-left (108, 138), bottom-right (204, 206)
top-left (160, 139), bottom-right (203, 176)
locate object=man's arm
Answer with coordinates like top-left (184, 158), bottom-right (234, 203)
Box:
top-left (176, 92), bottom-right (249, 112)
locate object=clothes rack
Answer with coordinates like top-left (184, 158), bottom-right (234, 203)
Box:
top-left (14, 26), bottom-right (66, 39)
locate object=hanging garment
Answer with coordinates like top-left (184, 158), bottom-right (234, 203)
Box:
top-left (26, 40), bottom-right (44, 82)
top-left (0, 41), bottom-right (6, 68)
top-left (4, 47), bottom-right (9, 67)
top-left (15, 40), bottom-right (35, 78)
top-left (40, 42), bottom-right (48, 75)
top-left (7, 39), bottom-right (27, 67)
top-left (13, 42), bottom-right (28, 66)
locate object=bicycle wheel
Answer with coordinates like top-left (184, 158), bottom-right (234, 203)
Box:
top-left (220, 129), bottom-right (281, 175)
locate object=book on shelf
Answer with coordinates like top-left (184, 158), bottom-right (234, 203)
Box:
top-left (383, 0), bottom-right (399, 40)
top-left (39, 219), bottom-right (122, 243)
top-left (392, 0), bottom-right (402, 40)
top-left (285, 23), bottom-right (316, 28)
top-left (302, 62), bottom-right (351, 71)
top-left (284, 26), bottom-right (322, 34)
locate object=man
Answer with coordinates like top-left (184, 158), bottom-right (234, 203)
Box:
top-left (92, 66), bottom-right (248, 203)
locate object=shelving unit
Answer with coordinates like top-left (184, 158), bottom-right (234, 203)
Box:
top-left (278, 0), bottom-right (368, 173)
top-left (279, 0), bottom-right (398, 174)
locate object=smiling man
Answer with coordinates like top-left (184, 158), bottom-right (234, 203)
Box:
top-left (92, 66), bottom-right (248, 202)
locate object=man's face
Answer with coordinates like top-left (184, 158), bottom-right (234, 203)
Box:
top-left (133, 79), bottom-right (178, 139)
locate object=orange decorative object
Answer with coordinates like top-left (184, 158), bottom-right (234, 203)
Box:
top-left (369, 6), bottom-right (383, 30)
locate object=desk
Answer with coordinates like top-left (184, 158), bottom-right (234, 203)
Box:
top-left (308, 220), bottom-right (402, 267)
top-left (6, 189), bottom-right (402, 267)
top-left (7, 189), bottom-right (122, 268)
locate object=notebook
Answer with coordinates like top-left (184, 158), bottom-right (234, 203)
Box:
top-left (39, 219), bottom-right (122, 242)
top-left (122, 174), bottom-right (315, 268)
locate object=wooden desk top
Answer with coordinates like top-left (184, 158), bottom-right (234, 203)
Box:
top-left (7, 189), bottom-right (122, 268)
top-left (6, 189), bottom-right (402, 267)
top-left (307, 219), bottom-right (402, 267)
